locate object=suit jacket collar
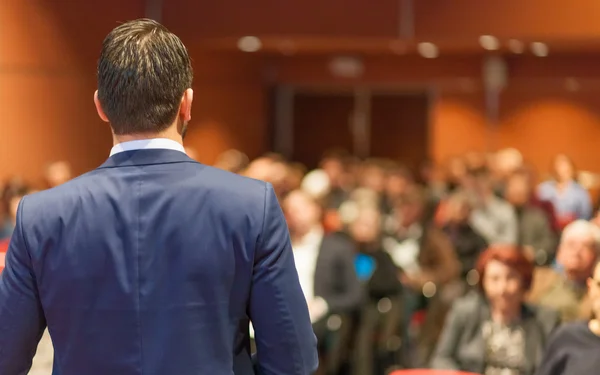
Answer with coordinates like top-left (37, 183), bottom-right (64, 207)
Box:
top-left (98, 148), bottom-right (198, 169)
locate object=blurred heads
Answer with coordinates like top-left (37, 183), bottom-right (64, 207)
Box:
top-left (395, 187), bottom-right (425, 227)
top-left (214, 149), bottom-right (249, 174)
top-left (557, 220), bottom-right (600, 277)
top-left (301, 169), bottom-right (331, 200)
top-left (283, 190), bottom-right (322, 235)
top-left (504, 173), bottom-right (531, 207)
top-left (477, 246), bottom-right (533, 312)
top-left (349, 207), bottom-right (382, 245)
top-left (360, 160), bottom-right (386, 193)
top-left (385, 165), bottom-right (413, 198)
top-left (445, 192), bottom-right (473, 224)
top-left (553, 154), bottom-right (576, 182)
top-left (45, 161), bottom-right (72, 188)
top-left (495, 148), bottom-right (523, 177)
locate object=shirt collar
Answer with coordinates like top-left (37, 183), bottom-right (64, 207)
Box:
top-left (110, 138), bottom-right (186, 157)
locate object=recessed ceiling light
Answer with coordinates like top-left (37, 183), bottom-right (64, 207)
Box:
top-left (508, 39), bottom-right (525, 54)
top-left (479, 35), bottom-right (499, 51)
top-left (531, 42), bottom-right (548, 57)
top-left (237, 36), bottom-right (262, 52)
top-left (417, 42), bottom-right (439, 58)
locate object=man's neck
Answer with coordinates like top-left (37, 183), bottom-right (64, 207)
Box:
top-left (113, 130), bottom-right (182, 146)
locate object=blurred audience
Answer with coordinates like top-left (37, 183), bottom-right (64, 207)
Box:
top-left (6, 145), bottom-right (600, 375)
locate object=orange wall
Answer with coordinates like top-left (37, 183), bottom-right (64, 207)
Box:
top-left (432, 86), bottom-right (600, 173)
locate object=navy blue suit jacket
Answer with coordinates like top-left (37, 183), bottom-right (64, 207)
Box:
top-left (0, 149), bottom-right (318, 375)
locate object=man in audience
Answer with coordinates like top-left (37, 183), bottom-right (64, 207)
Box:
top-left (469, 169), bottom-right (518, 245)
top-left (528, 220), bottom-right (600, 321)
top-left (283, 189), bottom-right (362, 340)
top-left (504, 172), bottom-right (557, 265)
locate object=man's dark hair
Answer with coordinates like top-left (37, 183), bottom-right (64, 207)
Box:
top-left (97, 19), bottom-right (193, 135)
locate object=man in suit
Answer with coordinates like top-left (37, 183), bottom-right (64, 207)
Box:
top-left (0, 19), bottom-right (318, 375)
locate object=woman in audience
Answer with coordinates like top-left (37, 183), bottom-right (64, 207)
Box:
top-left (537, 154), bottom-right (592, 227)
top-left (430, 246), bottom-right (560, 375)
top-left (535, 260), bottom-right (600, 375)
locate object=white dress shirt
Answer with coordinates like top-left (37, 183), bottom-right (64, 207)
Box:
top-left (110, 138), bottom-right (186, 156)
top-left (292, 227), bottom-right (324, 302)
top-left (291, 227), bottom-right (329, 323)
top-left (250, 227), bottom-right (326, 338)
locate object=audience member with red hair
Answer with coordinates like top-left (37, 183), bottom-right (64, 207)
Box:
top-left (430, 246), bottom-right (560, 375)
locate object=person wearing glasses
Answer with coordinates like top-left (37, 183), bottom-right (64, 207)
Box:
top-left (535, 260), bottom-right (600, 375)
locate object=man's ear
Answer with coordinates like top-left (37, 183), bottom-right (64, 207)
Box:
top-left (94, 90), bottom-right (109, 122)
top-left (180, 88), bottom-right (194, 122)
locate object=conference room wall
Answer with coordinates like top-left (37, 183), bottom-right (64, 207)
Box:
top-left (271, 54), bottom-right (600, 174)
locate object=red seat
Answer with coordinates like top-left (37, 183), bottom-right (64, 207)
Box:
top-left (389, 370), bottom-right (480, 375)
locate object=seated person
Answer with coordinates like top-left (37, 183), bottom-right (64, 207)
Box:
top-left (535, 259), bottom-right (600, 375)
top-left (349, 205), bottom-right (404, 375)
top-left (430, 245), bottom-right (560, 375)
top-left (441, 192), bottom-right (488, 282)
top-left (527, 220), bottom-right (600, 321)
top-left (504, 172), bottom-right (557, 266)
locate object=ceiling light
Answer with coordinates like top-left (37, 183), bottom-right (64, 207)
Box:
top-left (507, 39), bottom-right (525, 54)
top-left (479, 35), bottom-right (499, 51)
top-left (531, 42), bottom-right (548, 57)
top-left (417, 42), bottom-right (438, 59)
top-left (237, 36), bottom-right (262, 52)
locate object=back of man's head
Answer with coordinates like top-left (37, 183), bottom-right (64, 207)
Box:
top-left (97, 19), bottom-right (193, 135)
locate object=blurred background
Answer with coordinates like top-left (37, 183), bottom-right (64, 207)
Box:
top-left (4, 1), bottom-right (600, 375)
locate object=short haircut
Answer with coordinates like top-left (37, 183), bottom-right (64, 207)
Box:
top-left (97, 19), bottom-right (193, 135)
top-left (476, 245), bottom-right (534, 292)
top-left (561, 219), bottom-right (600, 252)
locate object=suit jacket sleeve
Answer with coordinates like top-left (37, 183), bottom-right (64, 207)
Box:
top-left (0, 197), bottom-right (46, 375)
top-left (248, 184), bottom-right (319, 375)
top-left (429, 300), bottom-right (463, 370)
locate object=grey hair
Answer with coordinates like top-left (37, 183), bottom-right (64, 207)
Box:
top-left (561, 219), bottom-right (600, 252)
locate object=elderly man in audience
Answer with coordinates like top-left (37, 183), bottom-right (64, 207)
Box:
top-left (431, 246), bottom-right (560, 375)
top-left (528, 219), bottom-right (600, 321)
